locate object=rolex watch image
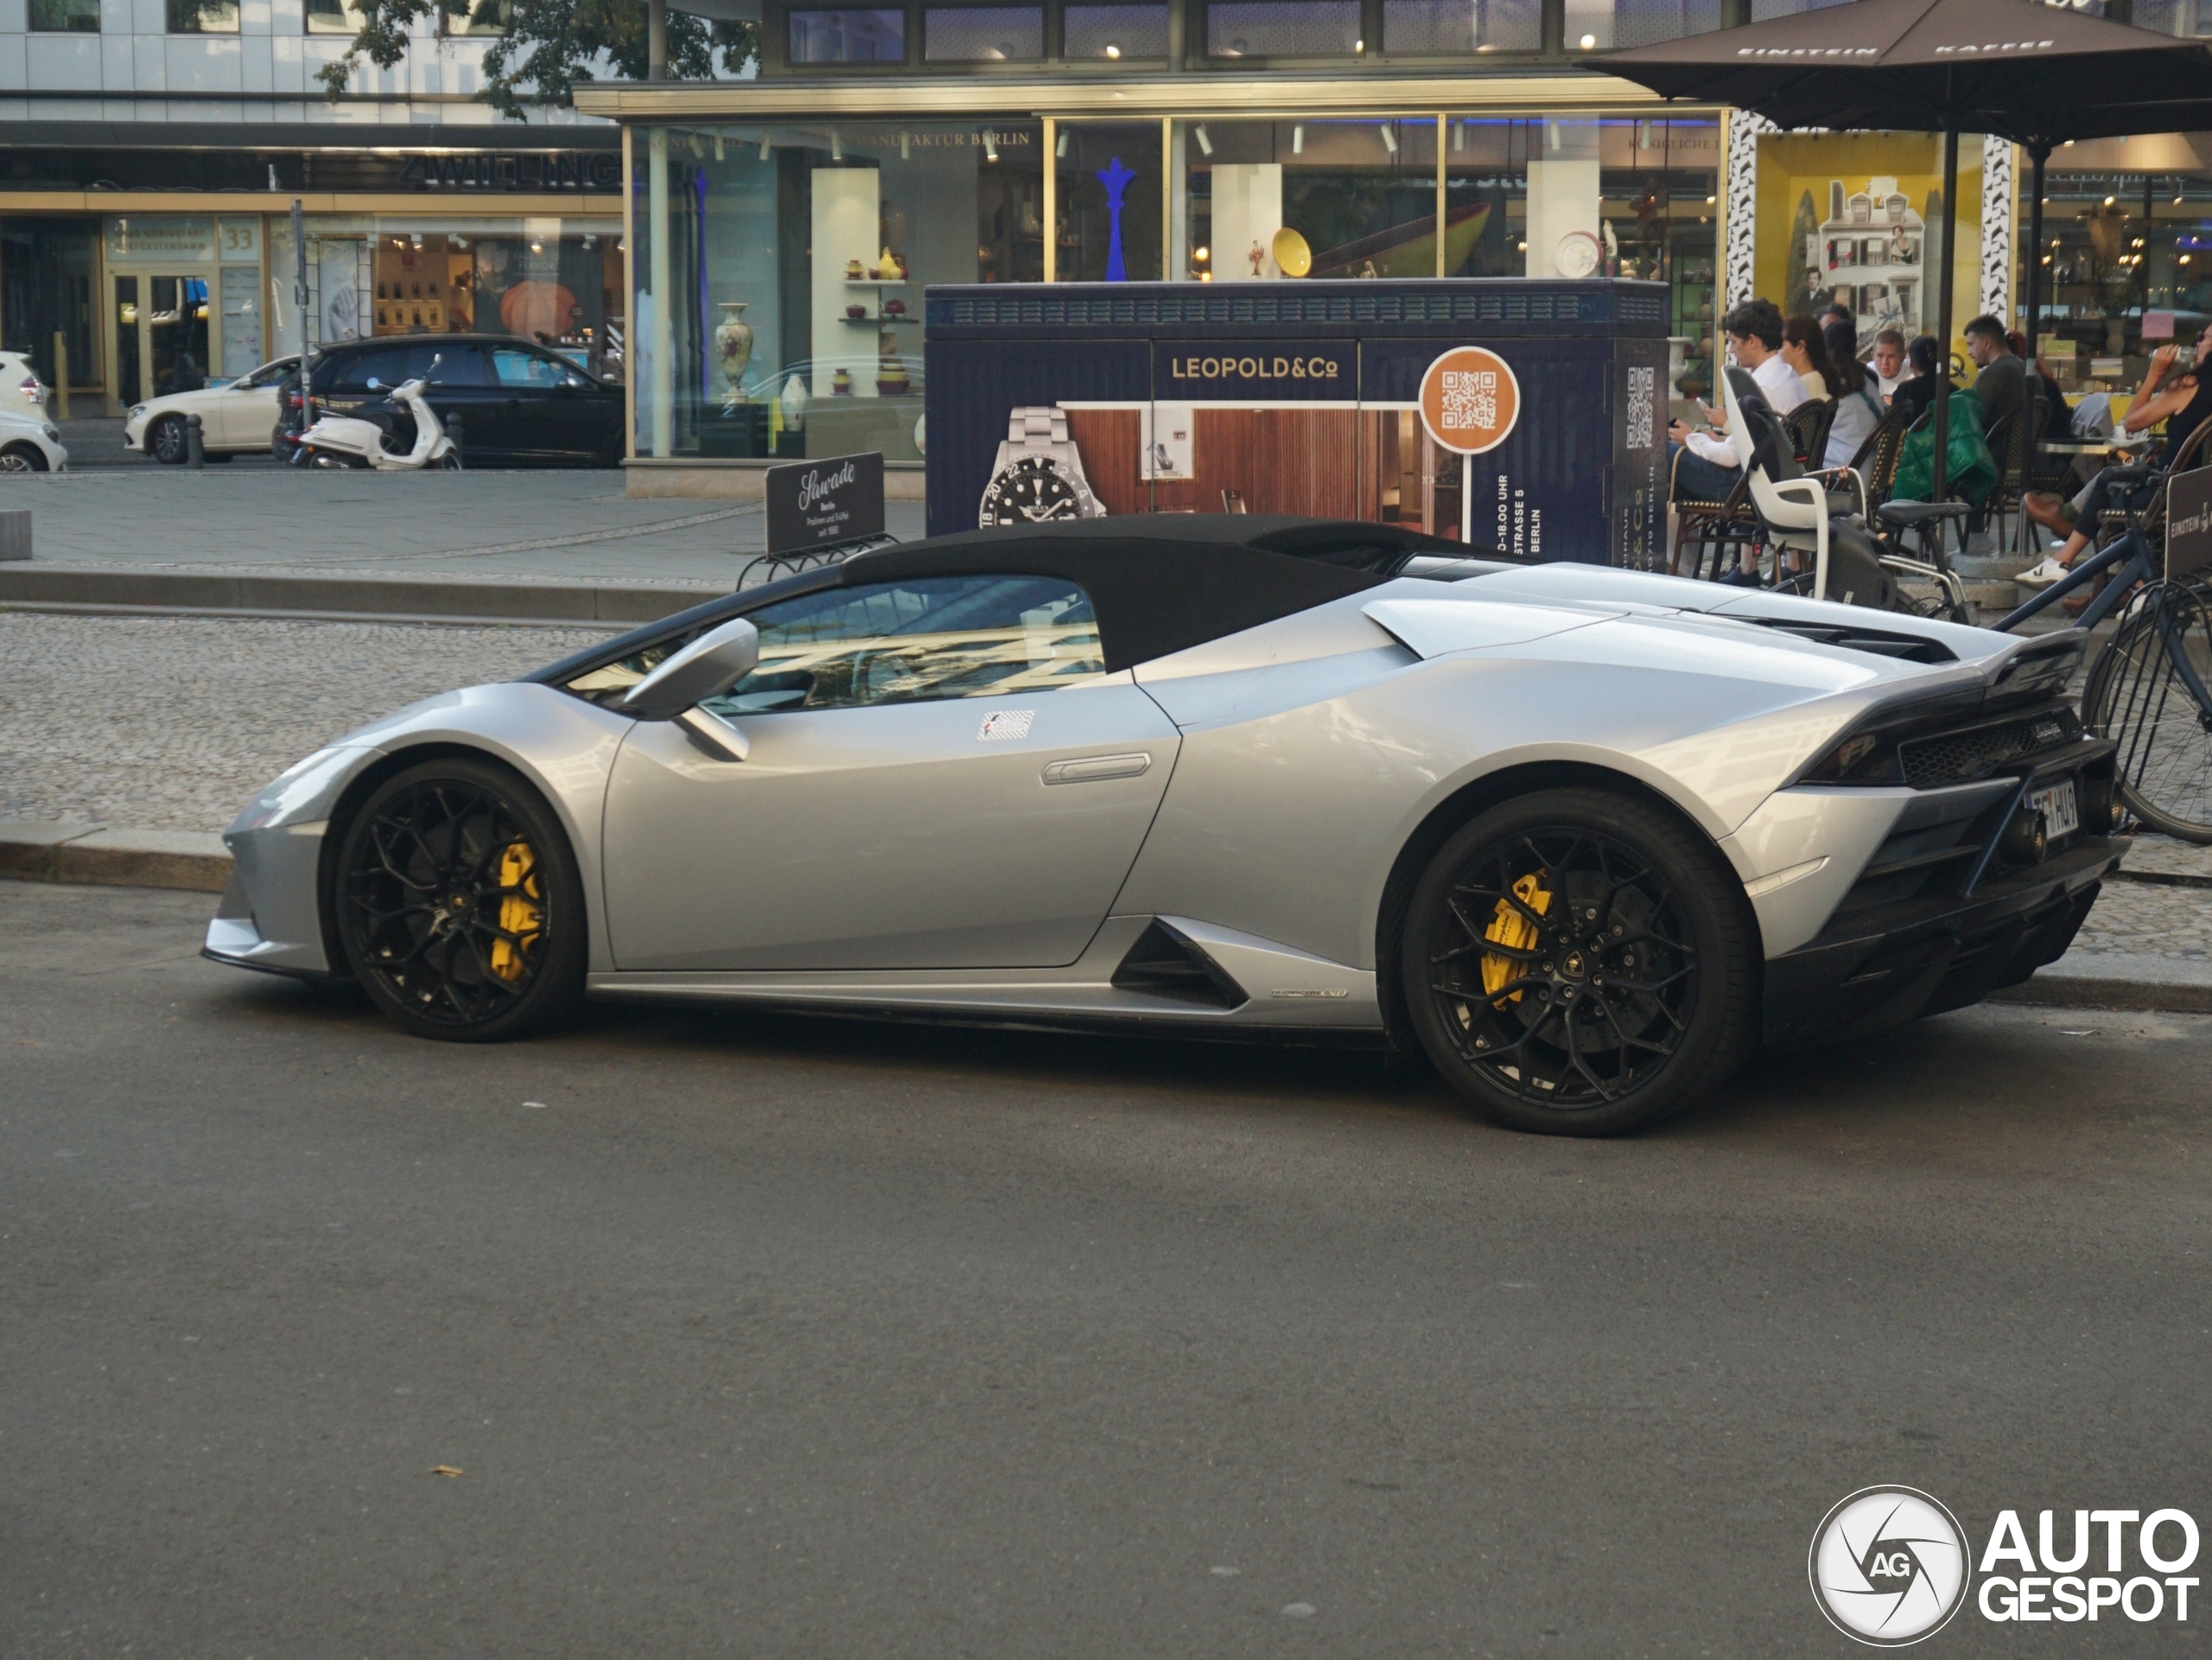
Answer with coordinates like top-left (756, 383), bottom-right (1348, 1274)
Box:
top-left (977, 405), bottom-right (1106, 527)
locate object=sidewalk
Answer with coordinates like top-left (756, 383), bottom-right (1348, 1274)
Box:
top-left (0, 467), bottom-right (928, 617)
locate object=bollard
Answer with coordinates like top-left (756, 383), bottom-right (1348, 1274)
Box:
top-left (445, 410), bottom-right (465, 461)
top-left (186, 413), bottom-right (205, 469)
top-left (51, 332), bottom-right (70, 422)
top-left (0, 506), bottom-right (29, 563)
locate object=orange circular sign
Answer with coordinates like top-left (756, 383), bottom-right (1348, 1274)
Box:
top-left (1419, 347), bottom-right (1521, 455)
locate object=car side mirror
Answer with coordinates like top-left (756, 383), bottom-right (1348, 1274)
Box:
top-left (620, 618), bottom-right (760, 722)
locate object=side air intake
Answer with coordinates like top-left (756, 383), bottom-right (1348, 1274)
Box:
top-left (1110, 920), bottom-right (1249, 1009)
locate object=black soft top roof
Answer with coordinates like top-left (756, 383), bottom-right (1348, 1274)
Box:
top-left (528, 515), bottom-right (1471, 688)
top-left (838, 519), bottom-right (1405, 673)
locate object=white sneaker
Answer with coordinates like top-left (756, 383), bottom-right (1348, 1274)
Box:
top-left (2015, 557), bottom-right (2071, 591)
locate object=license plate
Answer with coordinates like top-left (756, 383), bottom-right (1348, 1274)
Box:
top-left (2033, 780), bottom-right (2081, 840)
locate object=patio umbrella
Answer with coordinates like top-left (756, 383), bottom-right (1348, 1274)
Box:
top-left (1598, 0), bottom-right (2212, 502)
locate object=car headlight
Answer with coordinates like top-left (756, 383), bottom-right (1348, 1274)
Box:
top-left (42, 425), bottom-right (60, 442)
top-left (127, 404), bottom-right (146, 421)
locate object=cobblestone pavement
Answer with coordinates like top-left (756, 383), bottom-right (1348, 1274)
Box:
top-left (0, 614), bottom-right (602, 830)
top-left (3, 611), bottom-right (2207, 957)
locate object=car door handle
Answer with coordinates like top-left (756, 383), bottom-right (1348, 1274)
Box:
top-left (1041, 752), bottom-right (1152, 785)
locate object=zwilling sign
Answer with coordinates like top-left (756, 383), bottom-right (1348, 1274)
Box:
top-left (2167, 465), bottom-right (2212, 582)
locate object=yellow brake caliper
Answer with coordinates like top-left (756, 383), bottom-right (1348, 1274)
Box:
top-left (489, 840), bottom-right (543, 983)
top-left (1480, 871), bottom-right (1552, 1002)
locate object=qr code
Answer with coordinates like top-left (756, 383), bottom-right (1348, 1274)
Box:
top-left (1439, 369), bottom-right (1500, 433)
top-left (1625, 365), bottom-right (1656, 449)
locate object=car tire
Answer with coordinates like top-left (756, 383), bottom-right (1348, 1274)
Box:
top-left (149, 414), bottom-right (188, 465)
top-left (0, 442), bottom-right (48, 473)
top-left (1400, 787), bottom-right (1757, 1136)
top-left (332, 756), bottom-right (588, 1043)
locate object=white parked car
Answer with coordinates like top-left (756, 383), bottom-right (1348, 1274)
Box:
top-left (123, 355), bottom-right (297, 464)
top-left (0, 350), bottom-right (48, 420)
top-left (0, 409), bottom-right (69, 472)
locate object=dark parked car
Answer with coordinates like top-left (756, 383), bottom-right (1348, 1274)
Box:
top-left (299, 334), bottom-right (623, 467)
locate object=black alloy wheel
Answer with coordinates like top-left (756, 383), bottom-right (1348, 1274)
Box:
top-left (149, 414), bottom-right (188, 464)
top-left (1402, 789), bottom-right (1756, 1135)
top-left (333, 757), bottom-right (586, 1041)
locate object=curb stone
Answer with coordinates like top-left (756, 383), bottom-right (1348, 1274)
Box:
top-left (0, 819), bottom-right (231, 894)
top-left (0, 565), bottom-right (721, 626)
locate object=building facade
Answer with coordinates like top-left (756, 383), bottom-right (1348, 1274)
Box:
top-left (0, 0), bottom-right (630, 413)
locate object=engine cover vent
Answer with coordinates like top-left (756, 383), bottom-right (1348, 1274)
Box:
top-left (1110, 920), bottom-right (1249, 1009)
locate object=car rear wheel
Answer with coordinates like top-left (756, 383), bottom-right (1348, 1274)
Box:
top-left (149, 414), bottom-right (188, 464)
top-left (333, 757), bottom-right (587, 1042)
top-left (1401, 788), bottom-right (1757, 1135)
top-left (0, 443), bottom-right (48, 473)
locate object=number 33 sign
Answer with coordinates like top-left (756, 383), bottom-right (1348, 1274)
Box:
top-left (1419, 347), bottom-right (1521, 455)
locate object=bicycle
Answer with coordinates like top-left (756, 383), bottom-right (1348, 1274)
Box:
top-left (1993, 462), bottom-right (2212, 842)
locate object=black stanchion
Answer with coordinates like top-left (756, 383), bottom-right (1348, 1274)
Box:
top-left (446, 411), bottom-right (465, 462)
top-left (186, 414), bottom-right (206, 469)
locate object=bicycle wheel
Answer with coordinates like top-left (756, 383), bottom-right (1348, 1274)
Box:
top-left (2084, 579), bottom-right (2212, 843)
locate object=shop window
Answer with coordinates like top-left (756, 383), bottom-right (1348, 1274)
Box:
top-left (1566, 0), bottom-right (1721, 48)
top-left (1058, 122), bottom-right (1164, 279)
top-left (1382, 0), bottom-right (1540, 52)
top-left (306, 0), bottom-right (367, 32)
top-left (2019, 168), bottom-right (2211, 393)
top-left (1206, 0), bottom-right (1362, 57)
top-left (167, 0), bottom-right (240, 31)
top-left (1182, 119), bottom-right (1437, 283)
top-left (442, 0), bottom-right (512, 33)
top-left (0, 220), bottom-right (97, 391)
top-left (2130, 0), bottom-right (2211, 32)
top-left (28, 0), bottom-right (101, 31)
top-left (628, 122), bottom-right (1041, 463)
top-left (925, 4), bottom-right (1044, 57)
top-left (1062, 3), bottom-right (1168, 57)
top-left (788, 9), bottom-right (908, 60)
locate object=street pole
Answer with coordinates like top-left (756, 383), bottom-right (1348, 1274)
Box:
top-left (1932, 118), bottom-right (1960, 507)
top-left (2020, 138), bottom-right (2051, 551)
top-left (649, 0), bottom-right (667, 79)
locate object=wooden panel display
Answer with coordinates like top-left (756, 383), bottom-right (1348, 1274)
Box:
top-left (1062, 408), bottom-right (1147, 517)
top-left (1150, 409), bottom-right (1361, 518)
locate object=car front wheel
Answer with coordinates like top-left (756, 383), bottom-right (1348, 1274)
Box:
top-left (1401, 788), bottom-right (1757, 1135)
top-left (149, 414), bottom-right (188, 464)
top-left (0, 443), bottom-right (48, 473)
top-left (333, 757), bottom-right (587, 1042)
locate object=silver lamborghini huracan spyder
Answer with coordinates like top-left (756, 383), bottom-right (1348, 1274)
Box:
top-left (206, 517), bottom-right (2125, 1135)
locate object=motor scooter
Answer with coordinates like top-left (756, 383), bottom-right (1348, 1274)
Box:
top-left (296, 370), bottom-right (462, 471)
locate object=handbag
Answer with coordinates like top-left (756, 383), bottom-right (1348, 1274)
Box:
top-left (1892, 388), bottom-right (1998, 505)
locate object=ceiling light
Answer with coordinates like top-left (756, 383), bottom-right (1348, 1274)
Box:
top-left (530, 240), bottom-right (543, 253)
top-left (760, 137), bottom-right (772, 160)
top-left (1056, 130), bottom-right (1070, 157)
top-left (1452, 121), bottom-right (1465, 152)
top-left (1705, 194), bottom-right (1716, 204)
top-left (983, 130), bottom-right (999, 162)
top-left (1579, 31), bottom-right (1596, 46)
top-left (714, 134), bottom-right (725, 162)
top-left (1193, 124), bottom-right (1213, 156)
top-left (1354, 35), bottom-right (1363, 49)
top-left (1104, 41), bottom-right (1119, 56)
top-left (1380, 123), bottom-right (1398, 155)
top-left (900, 130), bottom-right (911, 160)
top-left (1293, 123), bottom-right (1304, 155)
top-left (831, 129), bottom-right (842, 162)
top-left (2105, 194), bottom-right (2115, 206)
top-left (410, 232), bottom-right (423, 249)
top-left (451, 235), bottom-right (468, 250)
top-left (1195, 245), bottom-right (1210, 261)
top-left (582, 233), bottom-right (596, 249)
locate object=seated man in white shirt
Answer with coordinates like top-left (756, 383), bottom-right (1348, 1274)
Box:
top-left (1870, 328), bottom-right (1908, 399)
top-left (1667, 298), bottom-right (1807, 506)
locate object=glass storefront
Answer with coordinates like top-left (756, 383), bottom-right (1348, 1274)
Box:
top-left (628, 120), bottom-right (1044, 462)
top-left (264, 213), bottom-right (625, 379)
top-left (627, 109), bottom-right (1718, 463)
top-left (2017, 148), bottom-right (2212, 394)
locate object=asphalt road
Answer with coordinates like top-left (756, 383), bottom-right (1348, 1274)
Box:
top-left (4, 881), bottom-right (2208, 1658)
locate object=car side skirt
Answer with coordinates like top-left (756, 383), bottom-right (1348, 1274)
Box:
top-left (587, 913), bottom-right (1383, 1036)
